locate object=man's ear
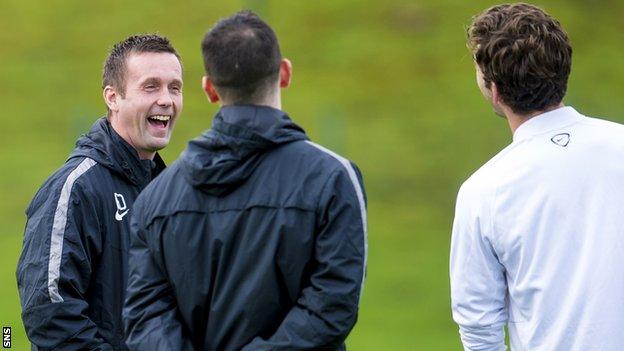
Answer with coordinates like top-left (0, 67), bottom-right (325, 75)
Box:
top-left (202, 76), bottom-right (220, 104)
top-left (103, 86), bottom-right (119, 113)
top-left (491, 82), bottom-right (501, 105)
top-left (279, 58), bottom-right (292, 89)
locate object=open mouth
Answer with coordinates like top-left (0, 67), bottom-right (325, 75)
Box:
top-left (147, 115), bottom-right (171, 128)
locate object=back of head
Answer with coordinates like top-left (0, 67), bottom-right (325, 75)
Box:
top-left (201, 11), bottom-right (282, 104)
top-left (467, 3), bottom-right (572, 115)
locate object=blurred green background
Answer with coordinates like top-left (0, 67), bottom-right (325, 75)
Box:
top-left (1, 0), bottom-right (623, 349)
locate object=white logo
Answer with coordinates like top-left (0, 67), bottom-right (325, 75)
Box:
top-left (114, 193), bottom-right (129, 221)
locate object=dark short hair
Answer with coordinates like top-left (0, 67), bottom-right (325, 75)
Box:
top-left (467, 3), bottom-right (572, 115)
top-left (102, 34), bottom-right (180, 97)
top-left (201, 11), bottom-right (282, 103)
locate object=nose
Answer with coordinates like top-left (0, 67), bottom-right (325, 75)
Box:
top-left (157, 90), bottom-right (173, 107)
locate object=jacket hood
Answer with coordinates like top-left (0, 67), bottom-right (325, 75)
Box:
top-left (68, 117), bottom-right (166, 187)
top-left (180, 105), bottom-right (308, 196)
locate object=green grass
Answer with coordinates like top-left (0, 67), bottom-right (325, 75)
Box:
top-left (2, 0), bottom-right (624, 349)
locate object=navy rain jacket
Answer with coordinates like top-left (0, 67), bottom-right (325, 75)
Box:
top-left (124, 105), bottom-right (368, 350)
top-left (17, 118), bottom-right (165, 350)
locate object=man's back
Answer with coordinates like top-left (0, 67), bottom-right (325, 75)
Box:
top-left (125, 105), bottom-right (367, 351)
top-left (451, 107), bottom-right (624, 350)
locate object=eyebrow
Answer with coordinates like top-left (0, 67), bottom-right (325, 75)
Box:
top-left (170, 79), bottom-right (183, 87)
top-left (140, 77), bottom-right (161, 86)
top-left (140, 77), bottom-right (183, 87)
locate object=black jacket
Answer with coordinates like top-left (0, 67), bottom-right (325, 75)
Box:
top-left (124, 105), bottom-right (368, 350)
top-left (17, 118), bottom-right (165, 350)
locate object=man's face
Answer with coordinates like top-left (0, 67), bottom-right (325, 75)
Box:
top-left (110, 52), bottom-right (183, 159)
top-left (475, 65), bottom-right (504, 118)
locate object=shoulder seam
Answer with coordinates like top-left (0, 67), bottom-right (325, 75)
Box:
top-left (304, 141), bottom-right (368, 303)
top-left (47, 157), bottom-right (98, 303)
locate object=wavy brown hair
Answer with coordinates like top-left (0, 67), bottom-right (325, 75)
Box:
top-left (467, 3), bottom-right (572, 115)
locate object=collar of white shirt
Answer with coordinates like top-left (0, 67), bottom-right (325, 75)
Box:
top-left (512, 106), bottom-right (583, 142)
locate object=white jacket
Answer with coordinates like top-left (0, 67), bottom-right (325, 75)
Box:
top-left (450, 106), bottom-right (624, 350)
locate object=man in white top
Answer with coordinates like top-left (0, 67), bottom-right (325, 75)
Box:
top-left (450, 3), bottom-right (624, 350)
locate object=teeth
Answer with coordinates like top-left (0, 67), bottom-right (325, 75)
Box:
top-left (149, 115), bottom-right (171, 121)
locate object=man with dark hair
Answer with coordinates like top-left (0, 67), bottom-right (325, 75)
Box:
top-left (123, 11), bottom-right (367, 351)
top-left (17, 34), bottom-right (183, 350)
top-left (450, 3), bottom-right (624, 350)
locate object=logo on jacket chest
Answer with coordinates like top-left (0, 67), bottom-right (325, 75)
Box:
top-left (114, 193), bottom-right (129, 221)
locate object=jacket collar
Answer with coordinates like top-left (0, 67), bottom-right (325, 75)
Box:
top-left (70, 118), bottom-right (166, 188)
top-left (513, 106), bottom-right (583, 143)
top-left (213, 104), bottom-right (308, 145)
top-left (180, 104), bottom-right (308, 196)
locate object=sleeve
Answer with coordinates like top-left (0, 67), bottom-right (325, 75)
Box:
top-left (16, 176), bottom-right (113, 350)
top-left (449, 183), bottom-right (508, 351)
top-left (123, 198), bottom-right (194, 351)
top-left (242, 165), bottom-right (368, 350)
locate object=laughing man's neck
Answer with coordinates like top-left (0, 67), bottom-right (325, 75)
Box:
top-left (108, 116), bottom-right (156, 160)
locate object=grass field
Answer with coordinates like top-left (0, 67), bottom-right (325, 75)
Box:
top-left (1, 0), bottom-right (624, 349)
